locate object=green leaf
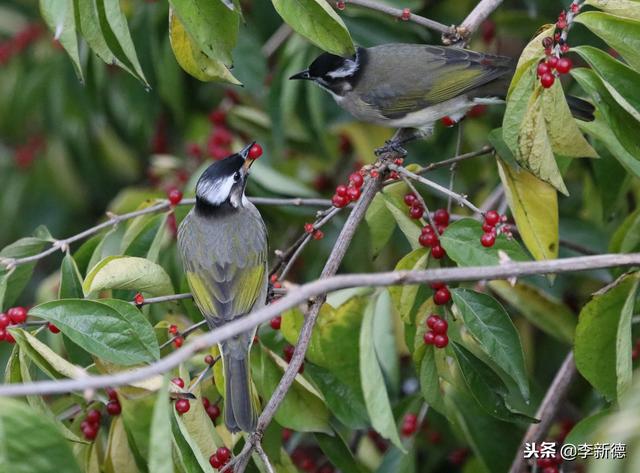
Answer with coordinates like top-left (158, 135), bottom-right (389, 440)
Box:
top-left (39, 0), bottom-right (83, 81)
top-left (489, 281), bottom-right (576, 344)
top-left (388, 248), bottom-right (430, 323)
top-left (573, 45), bottom-right (640, 122)
top-left (451, 288), bottom-right (529, 400)
top-left (452, 343), bottom-right (537, 423)
top-left (504, 62), bottom-right (537, 154)
top-left (564, 410), bottom-right (610, 446)
top-left (419, 345), bottom-right (446, 414)
top-left (9, 328), bottom-right (85, 379)
top-left (585, 0), bottom-right (640, 20)
top-left (610, 208), bottom-right (640, 253)
top-left (83, 255), bottom-right (173, 297)
top-left (271, 0), bottom-right (356, 56)
top-left (578, 118), bottom-right (640, 178)
top-left (496, 158), bottom-right (559, 261)
top-left (59, 254), bottom-right (84, 299)
top-left (121, 213), bottom-right (168, 262)
top-left (148, 378), bottom-right (174, 473)
top-left (574, 273), bottom-right (640, 402)
top-left (29, 298), bottom-right (160, 366)
top-left (168, 9), bottom-right (241, 84)
top-left (104, 416), bottom-right (141, 473)
top-left (382, 195), bottom-right (421, 249)
top-left (169, 0), bottom-right (239, 66)
top-left (366, 193), bottom-right (396, 257)
top-left (360, 295), bottom-right (404, 451)
top-left (439, 218), bottom-right (530, 267)
top-left (97, 0), bottom-right (148, 87)
top-left (252, 346), bottom-right (331, 433)
top-left (373, 290), bottom-right (400, 395)
top-left (0, 398), bottom-right (83, 473)
top-left (250, 159), bottom-right (317, 197)
top-left (315, 432), bottom-right (367, 473)
top-left (0, 237), bottom-right (47, 310)
top-left (574, 11), bottom-right (640, 70)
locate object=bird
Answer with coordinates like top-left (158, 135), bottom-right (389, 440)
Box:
top-left (290, 44), bottom-right (594, 154)
top-left (177, 142), bottom-right (267, 433)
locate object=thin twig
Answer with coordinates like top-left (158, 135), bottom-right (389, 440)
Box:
top-left (261, 23), bottom-right (292, 58)
top-left (255, 442), bottom-right (276, 473)
top-left (2, 252), bottom-right (640, 397)
top-left (391, 164), bottom-right (483, 215)
top-left (401, 175), bottom-right (435, 231)
top-left (341, 0), bottom-right (453, 36)
top-left (133, 293), bottom-right (193, 306)
top-left (447, 123), bottom-right (465, 213)
top-left (508, 352), bottom-right (578, 473)
top-left (189, 356), bottom-right (220, 392)
top-left (416, 146), bottom-right (493, 175)
top-left (159, 320), bottom-right (207, 350)
top-left (456, 0), bottom-right (504, 42)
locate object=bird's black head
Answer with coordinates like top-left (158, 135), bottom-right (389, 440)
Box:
top-left (290, 48), bottom-right (364, 97)
top-left (195, 142), bottom-right (256, 212)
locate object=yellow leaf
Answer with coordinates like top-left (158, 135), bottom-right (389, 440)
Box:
top-left (517, 95), bottom-right (569, 195)
top-left (508, 25), bottom-right (554, 96)
top-left (496, 158), bottom-right (559, 260)
top-left (168, 9), bottom-right (241, 85)
top-left (542, 82), bottom-right (598, 158)
top-left (585, 0), bottom-right (640, 21)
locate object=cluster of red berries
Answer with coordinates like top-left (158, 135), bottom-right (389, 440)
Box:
top-left (423, 314), bottom-right (449, 348)
top-left (401, 412), bottom-right (419, 436)
top-left (202, 396), bottom-right (221, 422)
top-left (80, 409), bottom-right (102, 441)
top-left (535, 447), bottom-right (563, 473)
top-left (331, 171), bottom-right (364, 208)
top-left (304, 222), bottom-right (325, 241)
top-left (172, 377), bottom-right (193, 414)
top-left (431, 282), bottom-right (452, 305)
top-left (290, 447), bottom-right (335, 473)
top-left (106, 387), bottom-right (123, 416)
top-left (0, 23), bottom-right (43, 66)
top-left (0, 307), bottom-right (57, 342)
top-left (209, 446), bottom-right (232, 470)
top-left (417, 206), bottom-right (450, 259)
top-left (283, 344), bottom-right (304, 373)
top-left (168, 324), bottom-right (185, 348)
top-left (537, 6), bottom-right (579, 88)
top-left (480, 210), bottom-right (503, 247)
top-left (14, 135), bottom-right (45, 170)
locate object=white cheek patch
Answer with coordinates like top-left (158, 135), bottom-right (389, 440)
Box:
top-left (197, 175), bottom-right (236, 205)
top-left (326, 58), bottom-right (358, 79)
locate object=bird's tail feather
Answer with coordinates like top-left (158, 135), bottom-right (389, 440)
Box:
top-left (223, 352), bottom-right (257, 433)
top-left (566, 95), bottom-right (595, 122)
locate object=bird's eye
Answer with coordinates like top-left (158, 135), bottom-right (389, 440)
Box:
top-left (233, 171), bottom-right (241, 182)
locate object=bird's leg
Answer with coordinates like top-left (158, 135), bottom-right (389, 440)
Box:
top-left (375, 128), bottom-right (413, 157)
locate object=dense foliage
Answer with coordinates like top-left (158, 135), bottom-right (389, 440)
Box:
top-left (1, 0), bottom-right (640, 472)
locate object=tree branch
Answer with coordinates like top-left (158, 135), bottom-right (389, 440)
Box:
top-left (508, 352), bottom-right (578, 473)
top-left (415, 146), bottom-right (493, 175)
top-left (2, 252), bottom-right (638, 397)
top-left (459, 0), bottom-right (504, 36)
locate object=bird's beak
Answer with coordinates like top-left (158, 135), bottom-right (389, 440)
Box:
top-left (289, 69), bottom-right (311, 80)
top-left (240, 141), bottom-right (256, 171)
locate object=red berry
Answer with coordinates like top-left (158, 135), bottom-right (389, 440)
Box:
top-left (537, 61), bottom-right (551, 77)
top-left (426, 315), bottom-right (440, 329)
top-left (434, 334), bottom-right (449, 348)
top-left (207, 404), bottom-right (221, 420)
top-left (336, 0), bottom-right (345, 10)
top-left (436, 224), bottom-right (447, 235)
top-left (335, 184), bottom-right (348, 197)
top-left (346, 186), bottom-right (361, 201)
top-left (441, 116), bottom-right (456, 127)
top-left (312, 230), bottom-right (324, 240)
top-left (270, 316), bottom-right (282, 330)
top-left (481, 232), bottom-right (496, 248)
top-left (283, 345), bottom-right (295, 362)
top-left (172, 377), bottom-right (185, 389)
top-left (4, 332), bottom-right (15, 344)
top-left (82, 423), bottom-right (99, 441)
top-left (209, 109), bottom-right (226, 125)
top-left (434, 287), bottom-right (451, 305)
top-left (86, 409), bottom-right (101, 424)
top-left (168, 324), bottom-right (178, 334)
top-left (482, 222), bottom-right (495, 233)
top-left (541, 467), bottom-right (559, 473)
top-left (186, 143), bottom-right (203, 159)
top-left (304, 223), bottom-right (314, 233)
top-left (484, 210), bottom-right (500, 226)
top-left (0, 313), bottom-right (9, 328)
top-left (173, 336), bottom-right (184, 348)
top-left (204, 354), bottom-right (215, 365)
top-left (168, 188), bottom-right (183, 206)
top-left (0, 328), bottom-right (6, 341)
top-left (401, 423), bottom-right (415, 436)
top-left (556, 19), bottom-right (567, 29)
top-left (282, 428), bottom-right (292, 442)
top-left (175, 399), bottom-right (191, 414)
top-left (423, 331), bottom-right (436, 345)
top-left (481, 20), bottom-right (496, 44)
top-left (428, 431), bottom-right (443, 444)
top-left (134, 292), bottom-right (144, 306)
top-left (409, 204), bottom-right (424, 219)
top-left (419, 232), bottom-right (438, 248)
top-left (421, 225), bottom-right (434, 235)
top-left (433, 208), bottom-right (450, 225)
top-left (548, 56), bottom-right (559, 69)
top-left (431, 245), bottom-right (445, 259)
top-left (248, 143), bottom-right (263, 160)
top-left (8, 307), bottom-right (27, 324)
top-left (403, 193), bottom-right (416, 206)
top-left (349, 172), bottom-right (364, 188)
top-left (560, 44), bottom-right (570, 53)
top-left (106, 387), bottom-right (118, 401)
top-left (216, 446), bottom-right (231, 463)
top-left (209, 454), bottom-right (223, 468)
top-left (556, 57), bottom-right (572, 74)
top-left (540, 72), bottom-right (555, 88)
top-left (48, 323), bottom-right (60, 333)
top-left (370, 169), bottom-right (379, 178)
top-left (400, 8), bottom-right (411, 21)
top-left (571, 3), bottom-right (580, 13)
top-left (211, 127), bottom-right (233, 146)
top-left (202, 397), bottom-right (211, 409)
top-left (332, 194), bottom-right (348, 208)
top-left (106, 400), bottom-right (121, 416)
top-left (432, 319), bottom-right (448, 335)
top-left (430, 281), bottom-right (445, 290)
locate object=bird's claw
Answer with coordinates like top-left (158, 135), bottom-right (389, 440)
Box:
top-left (374, 140), bottom-right (407, 158)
